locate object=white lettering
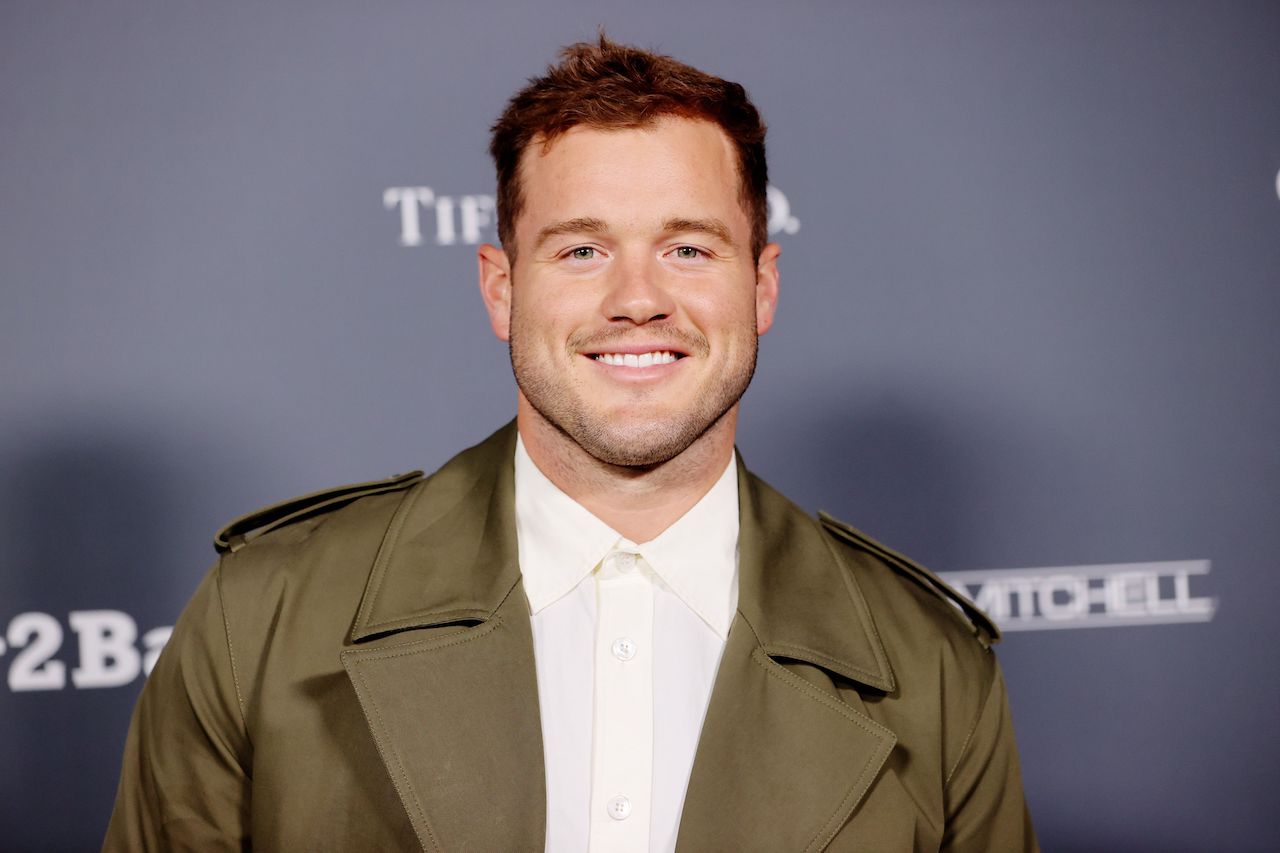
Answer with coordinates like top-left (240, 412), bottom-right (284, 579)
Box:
top-left (1104, 571), bottom-right (1150, 617)
top-left (4, 611), bottom-right (174, 692)
top-left (383, 186), bottom-right (435, 247)
top-left (1173, 572), bottom-right (1214, 618)
top-left (459, 195), bottom-right (496, 245)
top-left (970, 581), bottom-right (1008, 622)
top-left (434, 195), bottom-right (457, 246)
top-left (941, 561), bottom-right (1217, 631)
top-left (392, 184), bottom-right (800, 246)
top-left (1005, 578), bottom-right (1037, 622)
top-left (7, 612), bottom-right (66, 691)
top-left (70, 610), bottom-right (141, 688)
top-left (1038, 574), bottom-right (1088, 620)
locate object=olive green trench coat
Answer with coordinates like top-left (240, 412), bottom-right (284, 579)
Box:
top-left (105, 423), bottom-right (1036, 852)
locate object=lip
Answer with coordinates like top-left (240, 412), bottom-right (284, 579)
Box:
top-left (579, 342), bottom-right (691, 357)
top-left (582, 351), bottom-right (688, 382)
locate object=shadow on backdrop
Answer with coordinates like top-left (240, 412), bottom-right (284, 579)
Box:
top-left (0, 421), bottom-right (228, 851)
top-left (741, 385), bottom-right (980, 571)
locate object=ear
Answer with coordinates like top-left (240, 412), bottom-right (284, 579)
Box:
top-left (754, 242), bottom-right (780, 335)
top-left (477, 243), bottom-right (513, 341)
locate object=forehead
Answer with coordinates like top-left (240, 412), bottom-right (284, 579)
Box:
top-left (515, 117), bottom-right (744, 230)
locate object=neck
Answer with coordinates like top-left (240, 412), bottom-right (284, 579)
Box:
top-left (516, 401), bottom-right (738, 544)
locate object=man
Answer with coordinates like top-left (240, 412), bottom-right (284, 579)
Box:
top-left (105, 37), bottom-right (1035, 852)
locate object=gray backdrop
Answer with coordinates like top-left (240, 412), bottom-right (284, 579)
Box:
top-left (3, 2), bottom-right (1277, 850)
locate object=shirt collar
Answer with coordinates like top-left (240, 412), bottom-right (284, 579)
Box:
top-left (514, 436), bottom-right (620, 614)
top-left (634, 452), bottom-right (739, 638)
top-left (513, 434), bottom-right (740, 638)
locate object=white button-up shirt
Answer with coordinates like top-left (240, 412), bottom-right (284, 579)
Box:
top-left (514, 436), bottom-right (740, 853)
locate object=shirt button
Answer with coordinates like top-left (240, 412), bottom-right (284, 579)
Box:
top-left (611, 637), bottom-right (637, 661)
top-left (614, 552), bottom-right (637, 573)
top-left (607, 795), bottom-right (632, 821)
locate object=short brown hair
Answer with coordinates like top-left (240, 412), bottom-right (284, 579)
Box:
top-left (489, 35), bottom-right (769, 260)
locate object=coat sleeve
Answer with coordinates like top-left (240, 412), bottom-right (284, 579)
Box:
top-left (103, 560), bottom-right (252, 852)
top-left (941, 663), bottom-right (1038, 852)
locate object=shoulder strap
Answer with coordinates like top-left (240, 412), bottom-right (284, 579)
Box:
top-left (818, 511), bottom-right (1001, 647)
top-left (214, 470), bottom-right (424, 554)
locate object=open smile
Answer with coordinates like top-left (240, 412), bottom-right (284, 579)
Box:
top-left (591, 351), bottom-right (684, 367)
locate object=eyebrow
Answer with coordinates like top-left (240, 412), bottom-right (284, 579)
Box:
top-left (531, 215), bottom-right (738, 252)
top-left (533, 217), bottom-right (608, 252)
top-left (662, 217), bottom-right (736, 248)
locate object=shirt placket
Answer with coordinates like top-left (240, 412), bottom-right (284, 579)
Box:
top-left (588, 548), bottom-right (653, 852)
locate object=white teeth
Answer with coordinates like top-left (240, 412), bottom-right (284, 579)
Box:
top-left (593, 351), bottom-right (679, 366)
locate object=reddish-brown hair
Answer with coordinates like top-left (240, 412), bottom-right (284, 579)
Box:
top-left (489, 35), bottom-right (768, 260)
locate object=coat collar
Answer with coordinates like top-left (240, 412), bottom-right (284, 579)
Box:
top-left (342, 424), bottom-right (544, 852)
top-left (342, 421), bottom-right (897, 851)
top-left (349, 423), bottom-right (522, 641)
top-left (735, 457), bottom-right (896, 692)
top-left (350, 420), bottom-right (895, 692)
top-left (675, 455), bottom-right (897, 851)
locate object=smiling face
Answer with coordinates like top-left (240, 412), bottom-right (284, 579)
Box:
top-left (478, 117), bottom-right (779, 468)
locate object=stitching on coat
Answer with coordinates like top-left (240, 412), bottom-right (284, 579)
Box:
top-left (347, 617), bottom-right (504, 661)
top-left (766, 641), bottom-right (884, 685)
top-left (341, 612), bottom-right (515, 851)
top-left (945, 665), bottom-right (998, 788)
top-left (821, 513), bottom-right (996, 646)
top-left (215, 556), bottom-right (249, 737)
top-left (751, 649), bottom-right (893, 851)
top-left (751, 648), bottom-right (888, 738)
top-left (354, 482), bottom-right (424, 633)
top-left (492, 573), bottom-right (523, 614)
top-left (350, 666), bottom-right (441, 853)
top-left (817, 519), bottom-right (896, 682)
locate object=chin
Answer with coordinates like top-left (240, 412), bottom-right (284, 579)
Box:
top-left (569, 414), bottom-right (719, 468)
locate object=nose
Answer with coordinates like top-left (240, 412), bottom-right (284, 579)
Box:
top-left (601, 255), bottom-right (675, 325)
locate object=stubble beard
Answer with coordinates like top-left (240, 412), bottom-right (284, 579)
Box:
top-left (508, 316), bottom-right (759, 469)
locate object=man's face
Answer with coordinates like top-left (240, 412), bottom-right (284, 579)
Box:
top-left (479, 117), bottom-right (779, 467)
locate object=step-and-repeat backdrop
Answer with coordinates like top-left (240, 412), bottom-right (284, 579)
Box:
top-left (3, 3), bottom-right (1277, 850)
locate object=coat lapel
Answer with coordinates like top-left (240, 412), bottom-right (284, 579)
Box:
top-left (339, 426), bottom-right (898, 852)
top-left (341, 425), bottom-right (546, 853)
top-left (676, 463), bottom-right (898, 852)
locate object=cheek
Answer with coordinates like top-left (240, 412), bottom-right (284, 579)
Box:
top-left (517, 279), bottom-right (594, 319)
top-left (690, 292), bottom-right (759, 339)
top-left (510, 299), bottom-right (576, 358)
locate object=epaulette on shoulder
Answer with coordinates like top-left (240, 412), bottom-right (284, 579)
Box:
top-left (818, 511), bottom-right (1001, 648)
top-left (214, 470), bottom-right (424, 555)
